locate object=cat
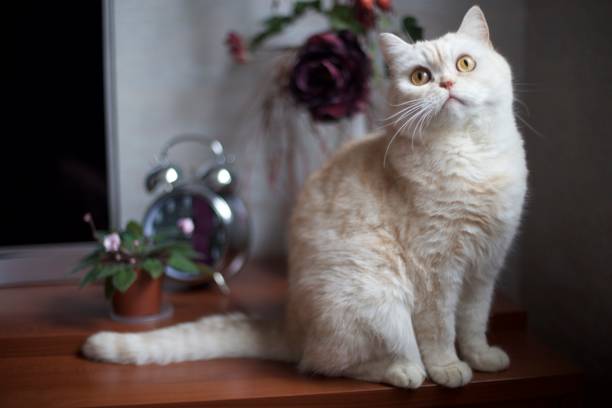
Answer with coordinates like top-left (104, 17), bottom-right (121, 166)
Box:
top-left (82, 6), bottom-right (527, 389)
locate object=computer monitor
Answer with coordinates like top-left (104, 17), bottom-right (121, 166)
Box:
top-left (1, 1), bottom-right (118, 285)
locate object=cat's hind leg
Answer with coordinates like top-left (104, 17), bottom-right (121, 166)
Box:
top-left (295, 267), bottom-right (426, 389)
top-left (341, 311), bottom-right (426, 389)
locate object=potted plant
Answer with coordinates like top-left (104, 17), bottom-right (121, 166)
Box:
top-left (72, 214), bottom-right (201, 321)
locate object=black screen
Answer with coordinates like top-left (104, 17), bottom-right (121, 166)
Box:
top-left (4, 1), bottom-right (109, 245)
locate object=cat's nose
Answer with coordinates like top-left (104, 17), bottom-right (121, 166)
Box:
top-left (439, 80), bottom-right (455, 89)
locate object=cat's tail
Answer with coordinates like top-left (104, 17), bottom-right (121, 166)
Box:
top-left (81, 313), bottom-right (294, 365)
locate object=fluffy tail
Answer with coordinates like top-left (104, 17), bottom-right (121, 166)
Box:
top-left (82, 313), bottom-right (293, 365)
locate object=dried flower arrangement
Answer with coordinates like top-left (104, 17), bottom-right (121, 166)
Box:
top-left (225, 0), bottom-right (423, 195)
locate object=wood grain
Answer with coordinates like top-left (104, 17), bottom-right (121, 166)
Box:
top-left (0, 260), bottom-right (581, 407)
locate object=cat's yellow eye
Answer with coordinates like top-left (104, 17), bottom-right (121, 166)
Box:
top-left (456, 55), bottom-right (476, 72)
top-left (410, 68), bottom-right (431, 86)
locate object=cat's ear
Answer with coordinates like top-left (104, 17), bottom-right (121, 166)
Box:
top-left (379, 33), bottom-right (412, 75)
top-left (457, 6), bottom-right (492, 47)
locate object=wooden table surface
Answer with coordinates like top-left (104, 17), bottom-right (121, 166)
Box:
top-left (0, 260), bottom-right (581, 408)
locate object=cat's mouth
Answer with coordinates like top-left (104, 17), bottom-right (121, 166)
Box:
top-left (444, 94), bottom-right (465, 106)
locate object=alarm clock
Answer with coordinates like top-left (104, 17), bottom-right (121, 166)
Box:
top-left (142, 134), bottom-right (250, 285)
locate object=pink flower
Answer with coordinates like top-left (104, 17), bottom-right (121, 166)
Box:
top-left (177, 218), bottom-right (195, 236)
top-left (225, 31), bottom-right (249, 64)
top-left (103, 233), bottom-right (121, 252)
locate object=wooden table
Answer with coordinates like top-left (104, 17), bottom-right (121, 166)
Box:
top-left (0, 260), bottom-right (582, 407)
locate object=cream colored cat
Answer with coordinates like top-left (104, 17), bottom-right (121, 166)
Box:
top-left (83, 6), bottom-right (527, 389)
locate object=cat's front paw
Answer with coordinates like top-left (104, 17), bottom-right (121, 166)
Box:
top-left (384, 361), bottom-right (426, 389)
top-left (462, 345), bottom-right (510, 372)
top-left (427, 360), bottom-right (473, 388)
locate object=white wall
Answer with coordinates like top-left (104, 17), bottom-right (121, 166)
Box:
top-left (113, 0), bottom-right (335, 257)
top-left (112, 0), bottom-right (527, 258)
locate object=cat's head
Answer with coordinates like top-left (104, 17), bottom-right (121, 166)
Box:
top-left (380, 6), bottom-right (513, 134)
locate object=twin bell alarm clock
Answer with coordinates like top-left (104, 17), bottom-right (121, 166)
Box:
top-left (143, 134), bottom-right (250, 286)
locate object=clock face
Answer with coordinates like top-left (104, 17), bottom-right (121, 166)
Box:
top-left (145, 192), bottom-right (227, 267)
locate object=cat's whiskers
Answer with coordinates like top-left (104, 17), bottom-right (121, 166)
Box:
top-left (390, 103), bottom-right (429, 126)
top-left (514, 111), bottom-right (546, 139)
top-left (512, 81), bottom-right (540, 89)
top-left (382, 107), bottom-right (421, 127)
top-left (405, 110), bottom-right (425, 151)
top-left (412, 102), bottom-right (435, 148)
top-left (513, 81), bottom-right (543, 95)
top-left (513, 95), bottom-right (530, 116)
top-left (388, 98), bottom-right (425, 107)
top-left (383, 101), bottom-right (432, 167)
top-left (508, 94), bottom-right (545, 139)
top-left (409, 97), bottom-right (437, 135)
top-left (418, 109), bottom-right (431, 138)
top-left (383, 115), bottom-right (418, 162)
top-left (383, 114), bottom-right (418, 167)
top-left (382, 100), bottom-right (426, 123)
top-left (379, 101), bottom-right (428, 139)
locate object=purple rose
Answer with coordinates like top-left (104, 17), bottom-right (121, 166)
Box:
top-left (289, 30), bottom-right (371, 122)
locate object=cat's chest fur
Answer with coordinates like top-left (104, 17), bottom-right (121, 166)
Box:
top-left (392, 129), bottom-right (527, 266)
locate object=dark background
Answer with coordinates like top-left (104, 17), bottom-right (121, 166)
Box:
top-left (4, 1), bottom-right (109, 245)
top-left (514, 0), bottom-right (612, 403)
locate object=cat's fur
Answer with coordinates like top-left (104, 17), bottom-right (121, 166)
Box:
top-left (83, 6), bottom-right (527, 389)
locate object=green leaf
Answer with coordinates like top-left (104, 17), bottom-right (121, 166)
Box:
top-left (120, 231), bottom-right (138, 253)
top-left (142, 258), bottom-right (164, 279)
top-left (168, 252), bottom-right (200, 274)
top-left (125, 220), bottom-right (143, 238)
top-left (112, 267), bottom-right (137, 293)
top-left (151, 228), bottom-right (180, 244)
top-left (293, 0), bottom-right (321, 15)
top-left (263, 15), bottom-right (292, 30)
top-left (145, 241), bottom-right (179, 256)
top-left (197, 262), bottom-right (216, 277)
top-left (97, 264), bottom-right (127, 280)
top-left (377, 13), bottom-right (392, 31)
top-left (94, 230), bottom-right (109, 242)
top-left (79, 266), bottom-right (100, 288)
top-left (252, 0), bottom-right (322, 50)
top-left (145, 241), bottom-right (199, 258)
top-left (169, 243), bottom-right (200, 258)
top-left (250, 10), bottom-right (303, 50)
top-left (104, 278), bottom-right (115, 299)
top-left (70, 248), bottom-right (103, 274)
top-left (326, 5), bottom-right (365, 35)
top-left (401, 16), bottom-right (423, 41)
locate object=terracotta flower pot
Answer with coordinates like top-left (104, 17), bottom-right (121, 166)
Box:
top-left (110, 269), bottom-right (163, 317)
